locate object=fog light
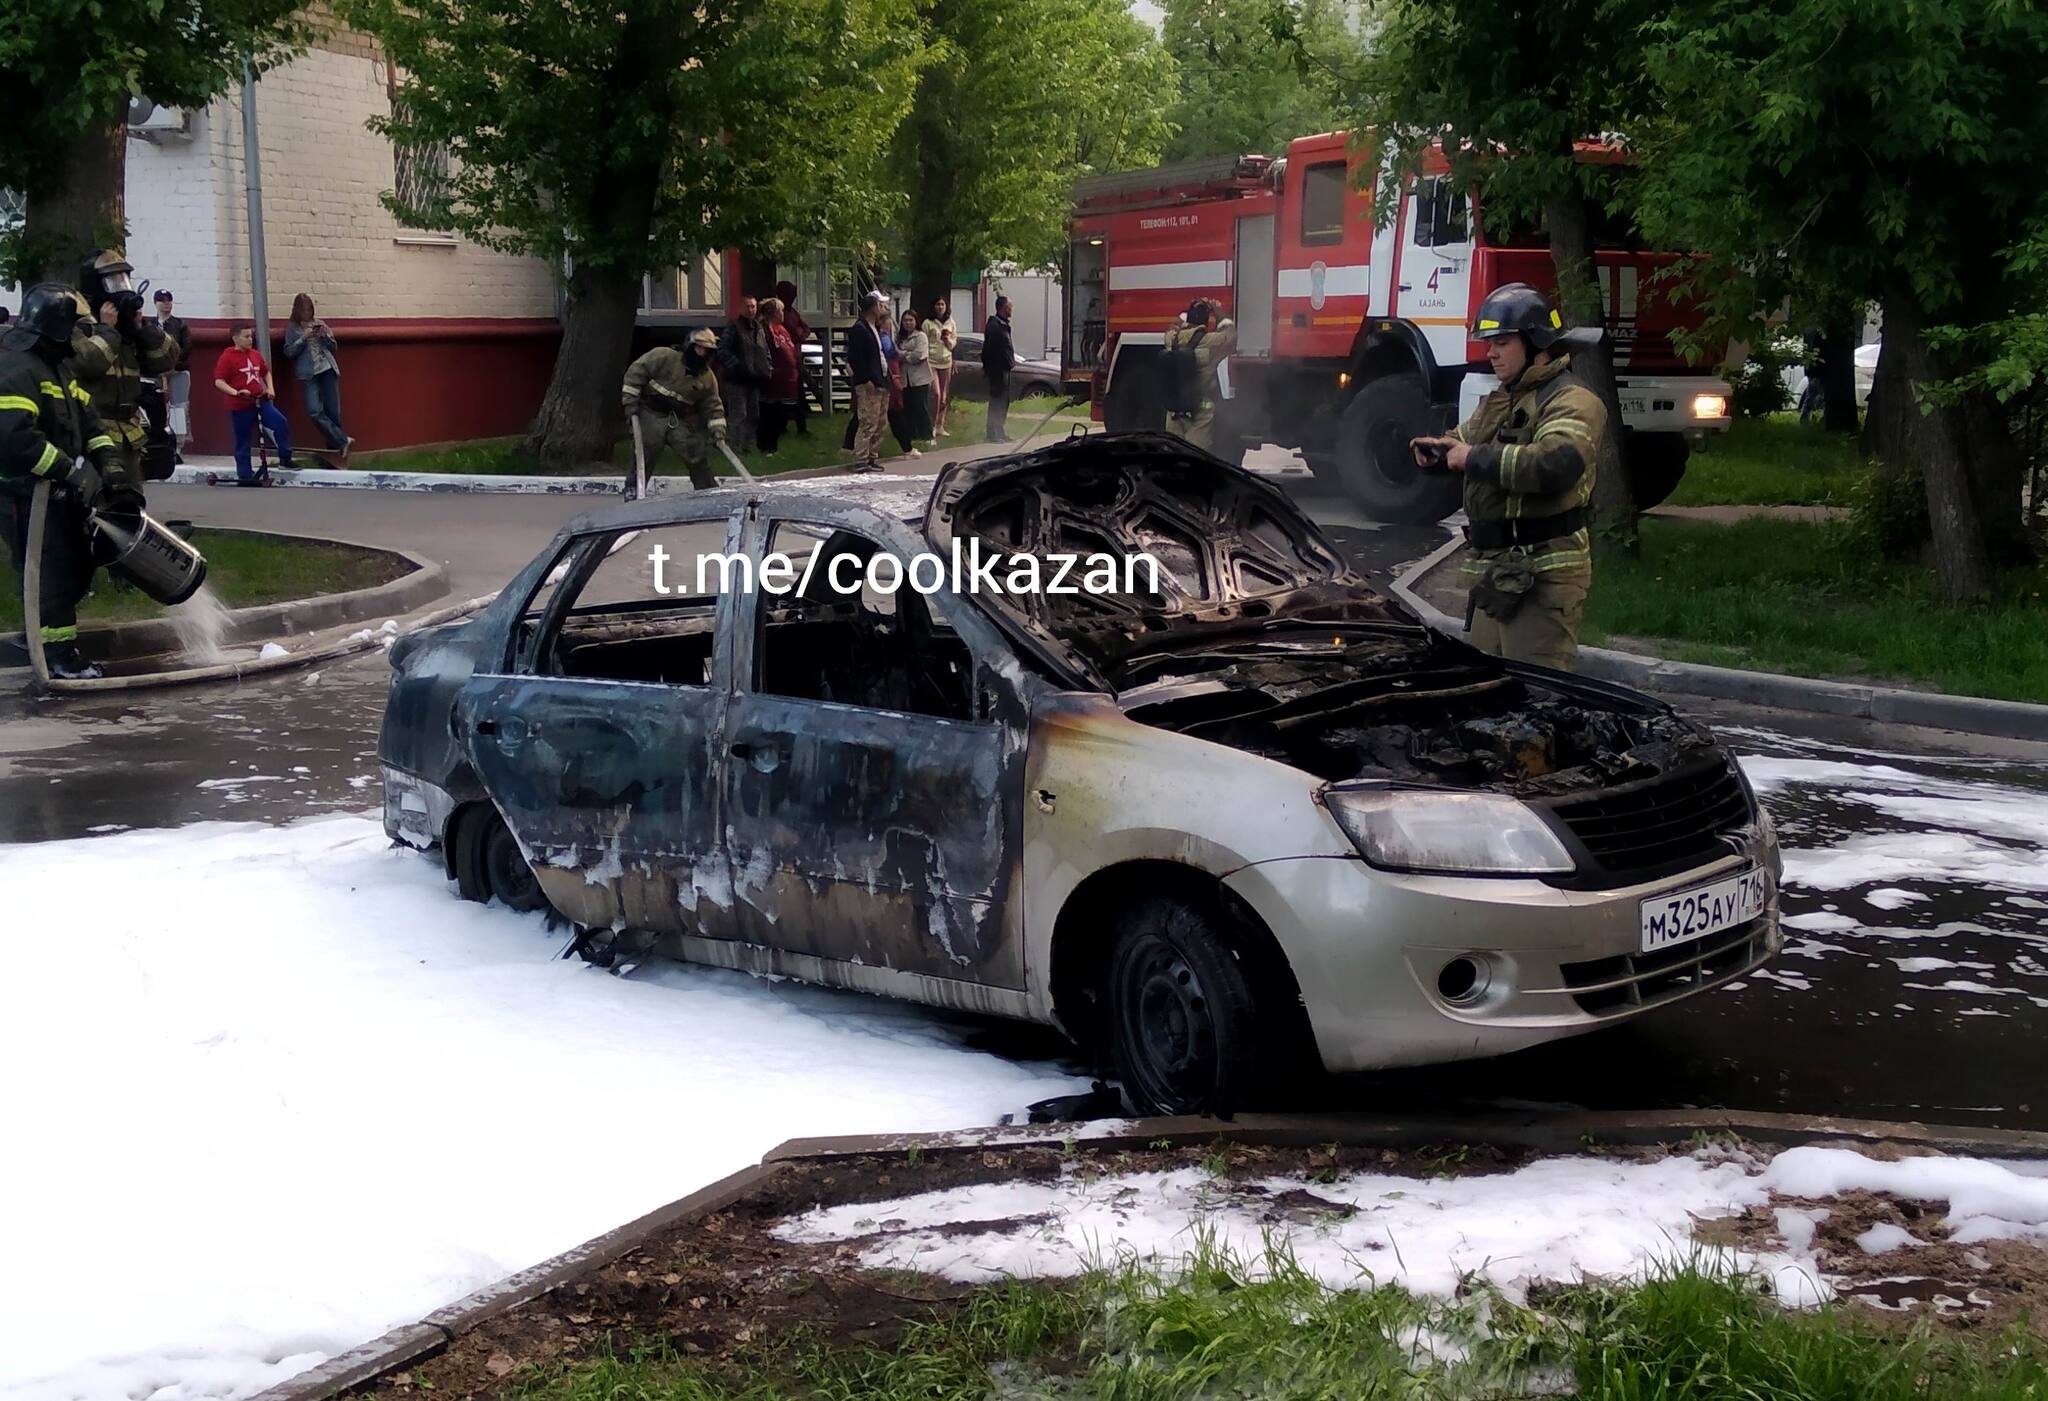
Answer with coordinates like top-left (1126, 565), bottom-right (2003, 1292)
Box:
top-left (1691, 393), bottom-right (1728, 420)
top-left (1437, 955), bottom-right (1491, 1006)
top-left (1338, 371), bottom-right (1351, 386)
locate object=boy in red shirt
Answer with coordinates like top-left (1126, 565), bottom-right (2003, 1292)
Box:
top-left (212, 324), bottom-right (296, 485)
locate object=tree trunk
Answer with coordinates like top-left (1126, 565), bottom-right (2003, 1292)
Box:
top-left (903, 68), bottom-right (962, 318)
top-left (1544, 192), bottom-right (1634, 542)
top-left (524, 263), bottom-right (646, 467)
top-left (1958, 390), bottom-right (2032, 567)
top-left (522, 151), bottom-right (661, 467)
top-left (1883, 281), bottom-right (1992, 603)
top-left (1820, 320), bottom-right (1859, 435)
top-left (1860, 315), bottom-right (1914, 472)
top-left (20, 113), bottom-right (127, 285)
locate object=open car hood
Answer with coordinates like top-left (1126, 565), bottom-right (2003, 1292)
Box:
top-left (924, 433), bottom-right (1420, 691)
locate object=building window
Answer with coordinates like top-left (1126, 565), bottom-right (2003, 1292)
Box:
top-left (0, 187), bottom-right (24, 235)
top-left (687, 251), bottom-right (723, 311)
top-left (387, 84), bottom-right (455, 240)
top-left (1299, 161), bottom-right (1347, 245)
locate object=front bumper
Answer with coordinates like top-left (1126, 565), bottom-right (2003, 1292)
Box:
top-left (1225, 818), bottom-right (1782, 1074)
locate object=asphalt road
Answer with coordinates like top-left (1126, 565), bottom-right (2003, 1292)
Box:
top-left (4, 481), bottom-right (2042, 1131)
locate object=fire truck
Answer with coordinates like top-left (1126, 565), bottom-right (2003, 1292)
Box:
top-left (1064, 132), bottom-right (1733, 523)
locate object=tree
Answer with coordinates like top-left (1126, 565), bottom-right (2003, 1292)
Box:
top-left (1348, 0), bottom-right (1659, 540)
top-left (1636, 0), bottom-right (2048, 602)
top-left (893, 0), bottom-right (1172, 317)
top-left (1156, 0), bottom-right (1350, 163)
top-left (0, 0), bottom-right (305, 287)
top-left (341, 0), bottom-right (924, 466)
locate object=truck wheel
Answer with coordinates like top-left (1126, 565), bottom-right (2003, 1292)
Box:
top-left (1104, 352), bottom-right (1165, 434)
top-left (454, 805), bottom-right (547, 913)
top-left (1337, 376), bottom-right (1464, 524)
top-left (1622, 431), bottom-right (1689, 511)
top-left (1104, 895), bottom-right (1260, 1117)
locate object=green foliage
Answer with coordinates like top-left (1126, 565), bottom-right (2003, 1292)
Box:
top-left (1156, 0), bottom-right (1351, 162)
top-left (1348, 1), bottom-right (1656, 278)
top-left (1845, 460), bottom-right (1932, 561)
top-left (892, 0), bottom-right (1173, 284)
top-left (1585, 516), bottom-right (2048, 701)
top-left (1635, 2), bottom-right (2048, 354)
top-left (1725, 335), bottom-right (1799, 419)
top-left (1669, 416), bottom-right (1861, 507)
top-left (337, 0), bottom-right (926, 278)
top-left (0, 0), bottom-right (306, 281)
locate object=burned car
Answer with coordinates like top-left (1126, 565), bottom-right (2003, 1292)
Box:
top-left (379, 432), bottom-right (1781, 1116)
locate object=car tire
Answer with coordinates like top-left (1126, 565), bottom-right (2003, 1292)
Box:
top-left (453, 805), bottom-right (547, 913)
top-left (1104, 894), bottom-right (1261, 1117)
top-left (1336, 375), bottom-right (1464, 524)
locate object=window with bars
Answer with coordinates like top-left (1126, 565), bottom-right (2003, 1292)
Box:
top-left (387, 84), bottom-right (454, 239)
top-left (0, 187), bottom-right (25, 234)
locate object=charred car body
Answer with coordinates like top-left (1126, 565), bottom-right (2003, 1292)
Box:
top-left (379, 433), bottom-right (1781, 1114)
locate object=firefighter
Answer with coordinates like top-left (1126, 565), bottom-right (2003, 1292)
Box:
top-left (1, 284), bottom-right (145, 681)
top-left (620, 328), bottom-right (728, 499)
top-left (1408, 282), bottom-right (1606, 671)
top-left (1160, 297), bottom-right (1236, 452)
top-left (71, 250), bottom-right (177, 483)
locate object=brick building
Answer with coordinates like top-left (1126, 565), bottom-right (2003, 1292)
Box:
top-left (100, 12), bottom-right (564, 456)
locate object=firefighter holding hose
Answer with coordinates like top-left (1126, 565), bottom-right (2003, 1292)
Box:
top-left (1408, 282), bottom-right (1606, 672)
top-left (72, 249), bottom-right (178, 482)
top-left (1, 284), bottom-right (146, 681)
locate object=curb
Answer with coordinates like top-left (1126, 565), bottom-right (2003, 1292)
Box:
top-left (255, 1107), bottom-right (2048, 1400)
top-left (3, 535), bottom-right (445, 670)
top-left (1390, 534), bottom-right (2048, 742)
top-left (169, 463), bottom-right (626, 495)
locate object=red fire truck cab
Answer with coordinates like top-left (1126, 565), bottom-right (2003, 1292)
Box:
top-left (1064, 133), bottom-right (1733, 523)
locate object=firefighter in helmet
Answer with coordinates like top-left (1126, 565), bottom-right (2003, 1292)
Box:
top-left (1160, 297), bottom-right (1237, 452)
top-left (72, 249), bottom-right (178, 485)
top-left (1408, 282), bottom-right (1606, 671)
top-left (620, 328), bottom-right (728, 498)
top-left (1, 284), bottom-right (146, 680)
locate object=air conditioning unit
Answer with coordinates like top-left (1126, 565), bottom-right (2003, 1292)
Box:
top-left (126, 98), bottom-right (193, 142)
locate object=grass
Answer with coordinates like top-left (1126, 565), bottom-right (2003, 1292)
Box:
top-left (1668, 414), bottom-right (1863, 508)
top-left (364, 391), bottom-right (1091, 480)
top-left (0, 527), bottom-right (406, 632)
top-left (1583, 517), bottom-right (2048, 702)
top-left (495, 1240), bottom-right (2048, 1401)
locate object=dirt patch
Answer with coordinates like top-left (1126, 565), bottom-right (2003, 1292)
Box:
top-left (361, 1136), bottom-right (2046, 1398)
top-left (1701, 1187), bottom-right (2048, 1336)
top-left (362, 1138), bottom-right (1539, 1397)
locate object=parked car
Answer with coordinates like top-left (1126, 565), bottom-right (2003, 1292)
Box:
top-left (379, 433), bottom-right (1782, 1116)
top-left (945, 331), bottom-right (1070, 400)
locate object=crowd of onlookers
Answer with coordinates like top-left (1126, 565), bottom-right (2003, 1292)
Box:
top-left (7, 275), bottom-right (1025, 486)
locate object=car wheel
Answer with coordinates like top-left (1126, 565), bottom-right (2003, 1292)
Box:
top-left (454, 805), bottom-right (547, 912)
top-left (1105, 895), bottom-right (1260, 1117)
top-left (1336, 375), bottom-right (1464, 524)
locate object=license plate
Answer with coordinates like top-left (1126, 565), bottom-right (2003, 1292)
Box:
top-left (1639, 867), bottom-right (1770, 953)
top-left (1619, 396), bottom-right (1647, 415)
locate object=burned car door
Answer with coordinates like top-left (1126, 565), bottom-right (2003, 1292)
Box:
top-left (455, 517), bottom-right (741, 936)
top-left (719, 515), bottom-right (1023, 987)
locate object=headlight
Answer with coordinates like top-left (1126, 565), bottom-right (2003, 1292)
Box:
top-left (1690, 393), bottom-right (1727, 420)
top-left (1325, 789), bottom-right (1576, 876)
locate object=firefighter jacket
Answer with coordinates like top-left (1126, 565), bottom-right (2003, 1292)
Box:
top-left (622, 347), bottom-right (727, 436)
top-left (0, 330), bottom-right (121, 501)
top-left (1163, 315), bottom-right (1237, 412)
top-left (1449, 353), bottom-right (1605, 573)
top-left (71, 318), bottom-right (175, 459)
